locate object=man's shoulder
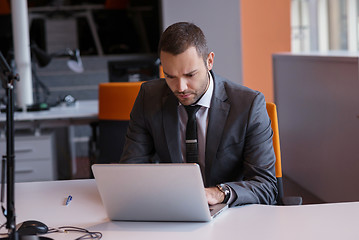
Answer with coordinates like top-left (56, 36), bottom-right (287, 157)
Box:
top-left (142, 78), bottom-right (167, 88)
top-left (140, 78), bottom-right (171, 97)
top-left (213, 72), bottom-right (262, 101)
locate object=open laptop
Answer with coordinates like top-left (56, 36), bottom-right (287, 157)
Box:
top-left (91, 163), bottom-right (228, 222)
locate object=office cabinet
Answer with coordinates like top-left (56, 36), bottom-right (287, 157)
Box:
top-left (273, 53), bottom-right (359, 203)
top-left (0, 133), bottom-right (56, 182)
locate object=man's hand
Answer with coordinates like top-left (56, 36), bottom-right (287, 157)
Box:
top-left (205, 187), bottom-right (224, 205)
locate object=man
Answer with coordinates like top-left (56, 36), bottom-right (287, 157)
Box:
top-left (120, 22), bottom-right (277, 206)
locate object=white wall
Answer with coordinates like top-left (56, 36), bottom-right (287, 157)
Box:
top-left (161, 0), bottom-right (243, 84)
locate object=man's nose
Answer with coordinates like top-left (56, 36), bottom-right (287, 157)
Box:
top-left (177, 78), bottom-right (188, 92)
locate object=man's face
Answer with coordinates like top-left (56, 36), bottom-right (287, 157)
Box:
top-left (160, 46), bottom-right (214, 106)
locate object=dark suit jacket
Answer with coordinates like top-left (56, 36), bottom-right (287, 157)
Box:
top-left (120, 71), bottom-right (278, 206)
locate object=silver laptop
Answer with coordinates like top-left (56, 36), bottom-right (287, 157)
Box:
top-left (91, 163), bottom-right (228, 222)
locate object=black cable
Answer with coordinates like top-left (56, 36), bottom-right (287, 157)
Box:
top-left (0, 223), bottom-right (102, 240)
top-left (0, 222), bottom-right (7, 237)
top-left (45, 226), bottom-right (102, 240)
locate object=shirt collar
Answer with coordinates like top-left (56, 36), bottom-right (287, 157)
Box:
top-left (195, 72), bottom-right (213, 108)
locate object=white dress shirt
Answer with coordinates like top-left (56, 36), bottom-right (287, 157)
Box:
top-left (178, 73), bottom-right (235, 204)
top-left (179, 72), bottom-right (214, 180)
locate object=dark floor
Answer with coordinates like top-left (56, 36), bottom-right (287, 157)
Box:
top-left (74, 157), bottom-right (325, 205)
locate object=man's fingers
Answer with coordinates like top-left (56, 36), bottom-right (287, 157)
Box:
top-left (205, 187), bottom-right (224, 205)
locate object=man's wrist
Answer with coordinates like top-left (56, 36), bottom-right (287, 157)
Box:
top-left (216, 184), bottom-right (230, 204)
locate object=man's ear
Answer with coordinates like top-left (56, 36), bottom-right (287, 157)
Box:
top-left (207, 52), bottom-right (215, 70)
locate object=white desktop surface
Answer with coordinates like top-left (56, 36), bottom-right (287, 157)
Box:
top-left (0, 179), bottom-right (358, 240)
top-left (0, 100), bottom-right (98, 128)
top-left (0, 100), bottom-right (99, 177)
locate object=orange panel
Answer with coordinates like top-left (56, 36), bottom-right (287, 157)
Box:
top-left (99, 82), bottom-right (143, 120)
top-left (0, 0), bottom-right (10, 14)
top-left (240, 0), bottom-right (291, 102)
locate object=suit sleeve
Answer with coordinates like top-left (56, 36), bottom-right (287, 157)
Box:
top-left (226, 93), bottom-right (278, 206)
top-left (120, 84), bottom-right (155, 163)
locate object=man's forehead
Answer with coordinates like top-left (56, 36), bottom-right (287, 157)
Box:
top-left (160, 46), bottom-right (201, 59)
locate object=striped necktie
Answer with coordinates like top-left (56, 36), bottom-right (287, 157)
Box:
top-left (184, 105), bottom-right (201, 163)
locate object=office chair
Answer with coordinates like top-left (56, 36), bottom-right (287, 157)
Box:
top-left (93, 81), bottom-right (302, 205)
top-left (266, 102), bottom-right (302, 205)
top-left (95, 81), bottom-right (143, 164)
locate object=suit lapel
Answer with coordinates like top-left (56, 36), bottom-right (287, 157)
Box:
top-left (205, 73), bottom-right (230, 184)
top-left (162, 91), bottom-right (182, 163)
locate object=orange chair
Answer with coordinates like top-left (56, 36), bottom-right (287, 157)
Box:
top-left (266, 102), bottom-right (302, 205)
top-left (95, 87), bottom-right (302, 205)
top-left (96, 82), bottom-right (143, 164)
top-left (99, 82), bottom-right (143, 121)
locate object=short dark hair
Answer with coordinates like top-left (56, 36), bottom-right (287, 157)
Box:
top-left (158, 22), bottom-right (209, 62)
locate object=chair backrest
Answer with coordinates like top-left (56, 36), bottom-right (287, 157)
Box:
top-left (266, 102), bottom-right (282, 178)
top-left (266, 102), bottom-right (284, 202)
top-left (99, 82), bottom-right (143, 120)
top-left (97, 82), bottom-right (143, 164)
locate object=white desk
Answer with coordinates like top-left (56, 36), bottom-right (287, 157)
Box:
top-left (1, 179), bottom-right (358, 240)
top-left (0, 100), bottom-right (98, 178)
top-left (0, 100), bottom-right (98, 131)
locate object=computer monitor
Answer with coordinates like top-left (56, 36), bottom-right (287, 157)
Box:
top-left (108, 55), bottom-right (159, 82)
